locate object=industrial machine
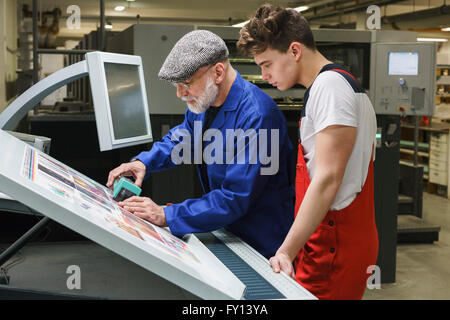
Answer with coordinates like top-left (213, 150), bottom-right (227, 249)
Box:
top-left (2, 24), bottom-right (438, 286)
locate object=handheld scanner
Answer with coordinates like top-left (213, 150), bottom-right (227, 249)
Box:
top-left (113, 177), bottom-right (142, 202)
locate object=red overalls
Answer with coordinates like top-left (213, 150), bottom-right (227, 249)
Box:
top-left (294, 68), bottom-right (379, 300)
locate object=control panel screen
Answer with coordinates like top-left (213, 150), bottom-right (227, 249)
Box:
top-left (104, 62), bottom-right (148, 141)
top-left (388, 52), bottom-right (419, 76)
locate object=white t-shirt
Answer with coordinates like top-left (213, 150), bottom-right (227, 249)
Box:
top-left (300, 69), bottom-right (377, 211)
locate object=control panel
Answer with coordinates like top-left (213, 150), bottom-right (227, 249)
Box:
top-left (371, 42), bottom-right (436, 116)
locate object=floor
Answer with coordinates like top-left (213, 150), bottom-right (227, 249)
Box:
top-left (363, 192), bottom-right (450, 300)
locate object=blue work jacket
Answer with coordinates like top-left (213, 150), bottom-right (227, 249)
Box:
top-left (134, 71), bottom-right (294, 258)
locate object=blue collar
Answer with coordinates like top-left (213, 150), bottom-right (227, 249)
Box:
top-left (220, 70), bottom-right (244, 112)
top-left (203, 70), bottom-right (244, 129)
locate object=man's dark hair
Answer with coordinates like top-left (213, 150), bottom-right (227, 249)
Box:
top-left (237, 4), bottom-right (316, 56)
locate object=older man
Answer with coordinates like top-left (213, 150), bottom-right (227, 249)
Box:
top-left (107, 30), bottom-right (294, 259)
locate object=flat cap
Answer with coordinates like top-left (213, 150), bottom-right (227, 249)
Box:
top-left (158, 30), bottom-right (229, 82)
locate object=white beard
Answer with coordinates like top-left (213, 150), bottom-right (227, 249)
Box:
top-left (182, 76), bottom-right (219, 114)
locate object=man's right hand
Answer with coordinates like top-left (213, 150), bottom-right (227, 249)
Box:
top-left (107, 160), bottom-right (147, 188)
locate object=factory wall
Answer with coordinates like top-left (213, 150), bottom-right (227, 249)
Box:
top-left (0, 0), bottom-right (18, 114)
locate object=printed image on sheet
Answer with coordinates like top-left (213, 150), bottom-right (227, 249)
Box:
top-left (117, 207), bottom-right (200, 263)
top-left (39, 153), bottom-right (71, 175)
top-left (159, 229), bottom-right (200, 263)
top-left (20, 145), bottom-right (200, 265)
top-left (21, 146), bottom-right (75, 203)
top-left (104, 213), bottom-right (144, 240)
top-left (39, 150), bottom-right (113, 209)
top-left (119, 207), bottom-right (200, 263)
top-left (120, 207), bottom-right (165, 245)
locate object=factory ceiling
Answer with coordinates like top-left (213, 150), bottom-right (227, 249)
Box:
top-left (16, 0), bottom-right (450, 39)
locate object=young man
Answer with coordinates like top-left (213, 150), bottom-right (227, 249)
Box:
top-left (107, 30), bottom-right (294, 259)
top-left (237, 5), bottom-right (379, 299)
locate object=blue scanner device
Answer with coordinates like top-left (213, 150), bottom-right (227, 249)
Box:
top-left (113, 177), bottom-right (141, 202)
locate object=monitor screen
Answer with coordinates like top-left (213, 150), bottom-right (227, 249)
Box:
top-left (388, 52), bottom-right (419, 76)
top-left (104, 63), bottom-right (148, 140)
top-left (86, 52), bottom-right (153, 151)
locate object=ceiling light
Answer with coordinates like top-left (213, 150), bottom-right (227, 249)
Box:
top-left (233, 20), bottom-right (248, 27)
top-left (417, 37), bottom-right (448, 42)
top-left (105, 21), bottom-right (113, 29)
top-left (115, 5), bottom-right (125, 11)
top-left (441, 27), bottom-right (450, 32)
top-left (294, 6), bottom-right (309, 12)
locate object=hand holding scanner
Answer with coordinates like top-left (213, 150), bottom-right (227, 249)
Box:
top-left (113, 177), bottom-right (142, 202)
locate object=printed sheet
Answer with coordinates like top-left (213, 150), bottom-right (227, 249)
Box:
top-left (21, 145), bottom-right (199, 264)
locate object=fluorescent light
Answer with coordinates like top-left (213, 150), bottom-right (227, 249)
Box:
top-left (441, 27), bottom-right (450, 32)
top-left (294, 6), bottom-right (309, 12)
top-left (233, 20), bottom-right (249, 27)
top-left (105, 23), bottom-right (113, 29)
top-left (115, 5), bottom-right (125, 11)
top-left (417, 37), bottom-right (448, 42)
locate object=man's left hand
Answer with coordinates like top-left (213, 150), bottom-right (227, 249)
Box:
top-left (119, 196), bottom-right (167, 227)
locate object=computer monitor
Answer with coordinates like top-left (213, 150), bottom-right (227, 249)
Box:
top-left (86, 52), bottom-right (153, 151)
top-left (388, 51), bottom-right (419, 76)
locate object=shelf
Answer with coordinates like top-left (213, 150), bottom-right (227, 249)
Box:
top-left (229, 58), bottom-right (255, 64)
top-left (241, 75), bottom-right (267, 86)
top-left (400, 148), bottom-right (429, 157)
top-left (436, 75), bottom-right (450, 85)
top-left (400, 140), bottom-right (429, 151)
top-left (401, 122), bottom-right (450, 132)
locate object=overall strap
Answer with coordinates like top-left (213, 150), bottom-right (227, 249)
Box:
top-left (299, 65), bottom-right (363, 142)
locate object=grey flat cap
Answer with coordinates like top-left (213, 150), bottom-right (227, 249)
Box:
top-left (158, 30), bottom-right (229, 82)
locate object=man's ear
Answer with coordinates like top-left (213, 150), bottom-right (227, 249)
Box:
top-left (290, 42), bottom-right (302, 61)
top-left (213, 62), bottom-right (226, 84)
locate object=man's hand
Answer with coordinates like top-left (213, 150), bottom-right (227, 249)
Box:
top-left (107, 160), bottom-right (146, 188)
top-left (119, 196), bottom-right (167, 227)
top-left (269, 250), bottom-right (295, 279)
